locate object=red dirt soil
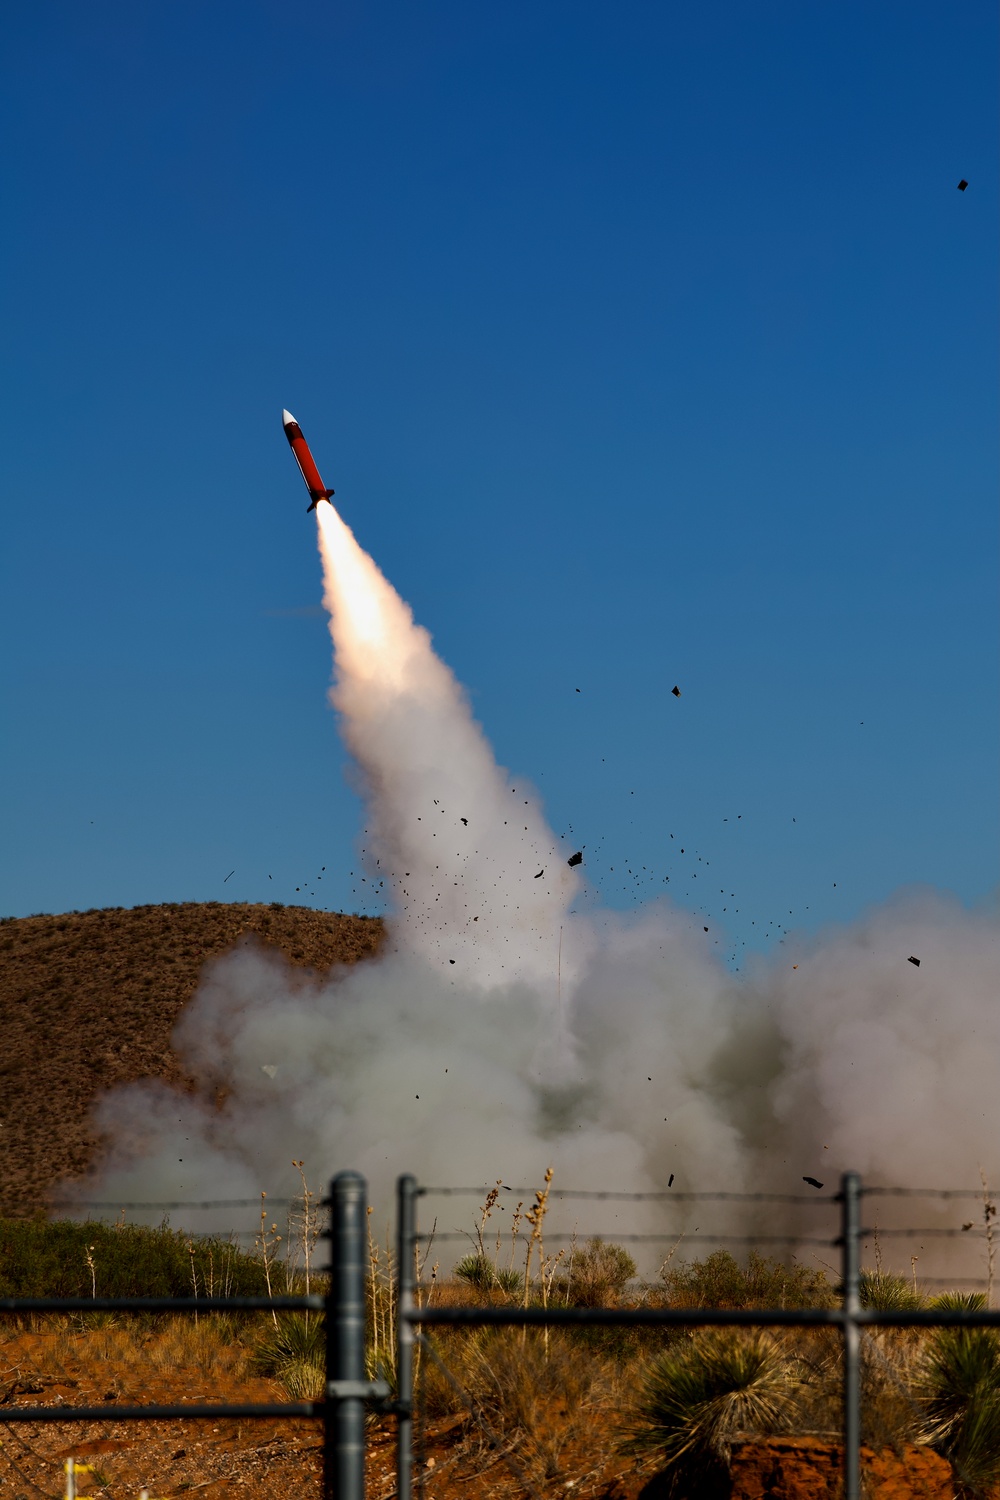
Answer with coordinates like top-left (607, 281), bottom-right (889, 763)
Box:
top-left (729, 1436), bottom-right (953, 1499)
top-left (1, 1305), bottom-right (966, 1500)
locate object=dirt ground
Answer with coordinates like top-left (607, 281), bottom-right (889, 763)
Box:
top-left (0, 1321), bottom-right (654, 1500)
top-left (1, 1322), bottom-right (961, 1500)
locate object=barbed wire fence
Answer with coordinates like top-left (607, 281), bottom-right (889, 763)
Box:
top-left (3, 1173), bottom-right (1000, 1499)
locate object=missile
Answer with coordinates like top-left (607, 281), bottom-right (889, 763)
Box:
top-left (282, 409), bottom-right (335, 512)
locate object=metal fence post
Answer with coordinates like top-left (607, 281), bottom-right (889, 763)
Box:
top-left (396, 1174), bottom-right (418, 1500)
top-left (325, 1171), bottom-right (368, 1500)
top-left (840, 1170), bottom-right (862, 1500)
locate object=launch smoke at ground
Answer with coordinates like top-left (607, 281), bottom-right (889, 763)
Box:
top-left (72, 503), bottom-right (1000, 1277)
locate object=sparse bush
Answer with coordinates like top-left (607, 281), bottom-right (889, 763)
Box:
top-left (421, 1327), bottom-right (606, 1481)
top-left (454, 1252), bottom-right (521, 1294)
top-left (664, 1250), bottom-right (834, 1310)
top-left (554, 1238), bottom-right (636, 1306)
top-left (626, 1330), bottom-right (800, 1496)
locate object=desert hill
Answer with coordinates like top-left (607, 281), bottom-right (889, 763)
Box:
top-left (0, 901), bottom-right (385, 1216)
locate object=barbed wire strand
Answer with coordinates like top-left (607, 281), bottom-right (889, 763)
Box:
top-left (33, 1185), bottom-right (997, 1211)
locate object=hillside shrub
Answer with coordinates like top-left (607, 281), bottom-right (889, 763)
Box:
top-left (0, 1219), bottom-right (270, 1299)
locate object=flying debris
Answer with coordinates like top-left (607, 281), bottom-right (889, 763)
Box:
top-left (567, 850), bottom-right (583, 867)
top-left (908, 956), bottom-right (921, 967)
top-left (671, 686), bottom-right (681, 697)
top-left (534, 869), bottom-right (544, 879)
top-left (282, 410), bottom-right (335, 512)
top-left (958, 179), bottom-right (968, 191)
top-left (803, 1177), bottom-right (824, 1190)
top-left (668, 1174), bottom-right (674, 1187)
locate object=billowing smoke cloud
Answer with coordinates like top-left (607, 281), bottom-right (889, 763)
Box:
top-left (69, 506), bottom-right (1000, 1276)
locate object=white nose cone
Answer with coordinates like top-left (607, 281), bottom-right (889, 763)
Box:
top-left (282, 409), bottom-right (297, 428)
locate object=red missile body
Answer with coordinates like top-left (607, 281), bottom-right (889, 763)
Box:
top-left (282, 409), bottom-right (335, 511)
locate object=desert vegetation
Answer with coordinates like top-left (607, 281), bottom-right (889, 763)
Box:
top-left (3, 1176), bottom-right (1000, 1496)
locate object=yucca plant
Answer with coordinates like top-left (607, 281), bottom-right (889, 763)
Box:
top-left (859, 1268), bottom-right (924, 1311)
top-left (454, 1253), bottom-right (521, 1295)
top-left (920, 1296), bottom-right (1000, 1498)
top-left (625, 1331), bottom-right (799, 1496)
top-left (251, 1313), bottom-right (325, 1399)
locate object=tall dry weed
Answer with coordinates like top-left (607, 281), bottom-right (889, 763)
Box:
top-left (421, 1327), bottom-right (618, 1483)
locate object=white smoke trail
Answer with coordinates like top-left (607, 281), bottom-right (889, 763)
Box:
top-left (66, 503), bottom-right (1000, 1278)
top-left (317, 505), bottom-right (576, 989)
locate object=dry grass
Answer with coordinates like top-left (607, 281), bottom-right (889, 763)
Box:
top-left (420, 1324), bottom-right (628, 1485)
top-left (16, 1314), bottom-right (254, 1383)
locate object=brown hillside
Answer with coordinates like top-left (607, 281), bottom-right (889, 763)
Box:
top-left (0, 902), bottom-right (385, 1217)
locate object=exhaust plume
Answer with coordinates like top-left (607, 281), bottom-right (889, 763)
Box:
top-left (70, 504), bottom-right (999, 1276)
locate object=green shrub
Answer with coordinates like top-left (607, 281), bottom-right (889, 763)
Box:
top-left (0, 1219), bottom-right (269, 1299)
top-left (663, 1250), bottom-right (834, 1310)
top-left (626, 1330), bottom-right (799, 1497)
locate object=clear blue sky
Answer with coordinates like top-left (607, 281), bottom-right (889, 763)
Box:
top-left (2, 1), bottom-right (995, 958)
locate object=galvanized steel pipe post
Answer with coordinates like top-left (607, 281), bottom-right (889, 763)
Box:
top-left (396, 1174), bottom-right (419, 1500)
top-left (840, 1171), bottom-right (862, 1500)
top-left (325, 1171), bottom-right (369, 1500)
